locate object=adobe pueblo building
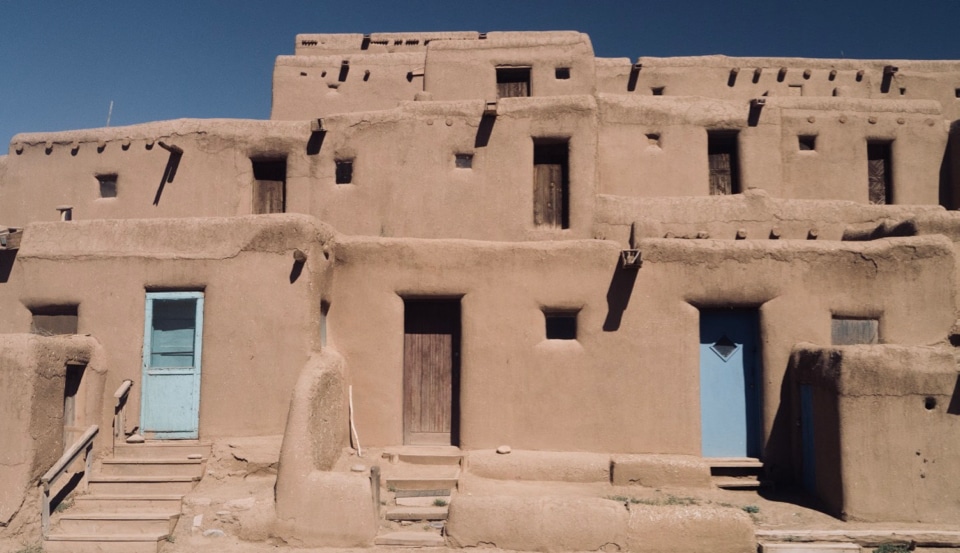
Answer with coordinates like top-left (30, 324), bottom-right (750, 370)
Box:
top-left (1, 31), bottom-right (960, 552)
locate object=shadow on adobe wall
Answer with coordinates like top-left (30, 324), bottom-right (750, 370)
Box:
top-left (603, 260), bottom-right (638, 331)
top-left (152, 149), bottom-right (183, 206)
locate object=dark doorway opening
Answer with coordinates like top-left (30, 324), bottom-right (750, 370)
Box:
top-left (252, 158), bottom-right (287, 214)
top-left (867, 141), bottom-right (893, 205)
top-left (708, 131), bottom-right (741, 195)
top-left (533, 140), bottom-right (570, 229)
top-left (403, 299), bottom-right (461, 446)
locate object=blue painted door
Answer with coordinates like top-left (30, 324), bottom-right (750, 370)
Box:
top-left (141, 292), bottom-right (204, 439)
top-left (700, 309), bottom-right (761, 458)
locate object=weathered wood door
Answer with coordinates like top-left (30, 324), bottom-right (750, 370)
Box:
top-left (141, 291), bottom-right (204, 439)
top-left (700, 309), bottom-right (761, 458)
top-left (708, 132), bottom-right (739, 196)
top-left (534, 163), bottom-right (563, 228)
top-left (868, 142), bottom-right (892, 205)
top-left (403, 300), bottom-right (460, 446)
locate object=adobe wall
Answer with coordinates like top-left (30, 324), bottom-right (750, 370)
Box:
top-left (597, 56), bottom-right (960, 122)
top-left (594, 189), bottom-right (944, 244)
top-left (0, 215), bottom-right (334, 438)
top-left (1, 120), bottom-right (309, 228)
top-left (330, 234), bottom-right (954, 468)
top-left (0, 335), bottom-right (105, 527)
top-left (597, 95), bottom-right (946, 203)
top-left (794, 345), bottom-right (960, 523)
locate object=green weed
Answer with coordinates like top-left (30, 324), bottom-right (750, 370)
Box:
top-left (433, 498), bottom-right (448, 507)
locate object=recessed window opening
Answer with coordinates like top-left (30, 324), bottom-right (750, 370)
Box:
top-left (496, 67), bottom-right (531, 98)
top-left (646, 133), bottom-right (661, 147)
top-left (31, 305), bottom-right (79, 335)
top-left (251, 158), bottom-right (286, 214)
top-left (651, 86), bottom-right (665, 96)
top-left (899, 87), bottom-right (906, 95)
top-left (533, 139), bottom-right (570, 229)
top-left (788, 84), bottom-right (803, 96)
top-left (97, 174), bottom-right (118, 198)
top-left (336, 159), bottom-right (354, 184)
top-left (831, 317), bottom-right (879, 345)
top-left (544, 310), bottom-right (578, 340)
top-left (455, 153), bottom-right (473, 169)
top-left (955, 88), bottom-right (960, 98)
top-left (707, 131), bottom-right (741, 195)
top-left (798, 135), bottom-right (817, 151)
top-left (867, 141), bottom-right (893, 205)
top-left (555, 67), bottom-right (571, 80)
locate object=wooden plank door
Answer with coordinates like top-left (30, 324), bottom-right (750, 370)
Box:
top-left (868, 142), bottom-right (892, 205)
top-left (708, 152), bottom-right (733, 195)
top-left (403, 300), bottom-right (460, 446)
top-left (534, 163), bottom-right (563, 228)
top-left (699, 309), bottom-right (761, 458)
top-left (141, 291), bottom-right (204, 439)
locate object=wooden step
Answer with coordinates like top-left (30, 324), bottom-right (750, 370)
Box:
top-left (88, 475), bottom-right (199, 495)
top-left (386, 506), bottom-right (448, 521)
top-left (72, 494), bottom-right (183, 513)
top-left (396, 495), bottom-right (451, 507)
top-left (56, 512), bottom-right (178, 535)
top-left (375, 531), bottom-right (445, 547)
top-left (707, 457), bottom-right (764, 469)
top-left (713, 475), bottom-right (762, 490)
top-left (759, 544), bottom-right (861, 552)
top-left (387, 477), bottom-right (458, 491)
top-left (395, 489), bottom-right (451, 499)
top-left (100, 458), bottom-right (204, 477)
top-left (113, 441), bottom-right (211, 460)
top-left (44, 533), bottom-right (166, 553)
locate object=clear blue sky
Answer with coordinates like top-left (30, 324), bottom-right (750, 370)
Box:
top-left (2, 0), bottom-right (958, 147)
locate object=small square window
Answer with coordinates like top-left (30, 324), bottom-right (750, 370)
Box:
top-left (335, 159), bottom-right (354, 184)
top-left (788, 84), bottom-right (803, 96)
top-left (555, 67), bottom-right (571, 80)
top-left (97, 174), bottom-right (117, 198)
top-left (798, 135), bottom-right (817, 151)
top-left (651, 86), bottom-right (665, 96)
top-left (544, 310), bottom-right (578, 340)
top-left (455, 153), bottom-right (473, 169)
top-left (955, 88), bottom-right (960, 98)
top-left (646, 133), bottom-right (661, 147)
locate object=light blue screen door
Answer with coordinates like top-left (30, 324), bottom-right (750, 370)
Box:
top-left (141, 291), bottom-right (204, 439)
top-left (699, 309), bottom-right (761, 458)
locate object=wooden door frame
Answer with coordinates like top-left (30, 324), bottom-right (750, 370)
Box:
top-left (140, 290), bottom-right (204, 440)
top-left (402, 298), bottom-right (461, 446)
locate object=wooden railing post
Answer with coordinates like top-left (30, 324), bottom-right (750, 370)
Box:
top-left (39, 424), bottom-right (99, 539)
top-left (112, 380), bottom-right (133, 453)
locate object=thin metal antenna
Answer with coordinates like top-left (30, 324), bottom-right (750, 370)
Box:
top-left (106, 100), bottom-right (114, 127)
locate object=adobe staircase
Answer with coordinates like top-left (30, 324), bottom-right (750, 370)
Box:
top-left (374, 447), bottom-right (462, 547)
top-left (708, 457), bottom-right (766, 490)
top-left (45, 441), bottom-right (210, 553)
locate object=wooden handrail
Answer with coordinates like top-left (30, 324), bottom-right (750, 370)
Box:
top-left (113, 379), bottom-right (133, 451)
top-left (40, 424), bottom-right (98, 538)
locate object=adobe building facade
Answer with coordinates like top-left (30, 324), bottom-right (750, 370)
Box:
top-left (1, 31), bottom-right (960, 551)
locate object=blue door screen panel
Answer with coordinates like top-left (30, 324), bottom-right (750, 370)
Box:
top-left (700, 310), bottom-right (761, 458)
top-left (141, 292), bottom-right (203, 439)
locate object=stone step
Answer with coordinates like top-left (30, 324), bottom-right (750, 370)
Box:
top-left (383, 447), bottom-right (463, 466)
top-left (759, 544), bottom-right (862, 552)
top-left (56, 512), bottom-right (179, 535)
top-left (44, 533), bottom-right (166, 553)
top-left (387, 477), bottom-right (458, 491)
top-left (72, 494), bottom-right (183, 513)
top-left (375, 531), bottom-right (446, 547)
top-left (100, 458), bottom-right (205, 477)
top-left (88, 475), bottom-right (199, 495)
top-left (713, 475), bottom-right (762, 489)
top-left (386, 506), bottom-right (449, 521)
top-left (114, 441), bottom-right (211, 460)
